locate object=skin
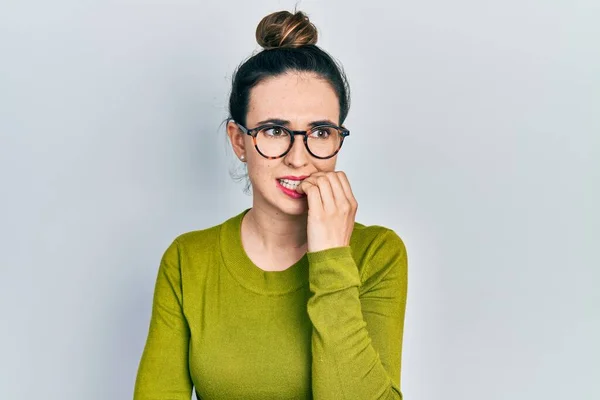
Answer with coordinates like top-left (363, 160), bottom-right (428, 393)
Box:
top-left (226, 71), bottom-right (358, 270)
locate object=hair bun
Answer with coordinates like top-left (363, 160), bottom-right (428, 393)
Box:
top-left (256, 10), bottom-right (318, 50)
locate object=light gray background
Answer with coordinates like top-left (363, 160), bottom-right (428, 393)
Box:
top-left (1, 1), bottom-right (598, 399)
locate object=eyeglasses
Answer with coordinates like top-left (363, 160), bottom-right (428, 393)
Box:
top-left (234, 121), bottom-right (350, 160)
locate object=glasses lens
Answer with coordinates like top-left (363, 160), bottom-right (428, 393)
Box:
top-left (255, 126), bottom-right (292, 158)
top-left (307, 126), bottom-right (342, 158)
top-left (255, 125), bottom-right (344, 158)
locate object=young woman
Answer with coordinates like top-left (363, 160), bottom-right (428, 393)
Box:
top-left (134, 10), bottom-right (408, 400)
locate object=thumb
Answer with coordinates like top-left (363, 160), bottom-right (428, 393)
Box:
top-left (296, 179), bottom-right (314, 194)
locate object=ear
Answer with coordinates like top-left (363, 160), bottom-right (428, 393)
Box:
top-left (226, 120), bottom-right (247, 159)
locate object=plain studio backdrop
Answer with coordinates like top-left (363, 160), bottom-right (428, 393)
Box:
top-left (1, 0), bottom-right (598, 399)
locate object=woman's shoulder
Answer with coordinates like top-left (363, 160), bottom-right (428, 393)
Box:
top-left (350, 221), bottom-right (408, 285)
top-left (168, 213), bottom-right (236, 254)
top-left (351, 220), bottom-right (406, 249)
top-left (350, 220), bottom-right (407, 265)
top-left (173, 224), bottom-right (220, 248)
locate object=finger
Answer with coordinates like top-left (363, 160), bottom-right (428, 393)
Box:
top-left (336, 171), bottom-right (358, 209)
top-left (308, 172), bottom-right (351, 204)
top-left (314, 175), bottom-right (336, 213)
top-left (296, 175), bottom-right (318, 194)
top-left (296, 171), bottom-right (330, 192)
top-left (326, 172), bottom-right (350, 205)
top-left (303, 180), bottom-right (323, 213)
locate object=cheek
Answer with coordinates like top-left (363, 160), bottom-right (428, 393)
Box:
top-left (246, 160), bottom-right (278, 182)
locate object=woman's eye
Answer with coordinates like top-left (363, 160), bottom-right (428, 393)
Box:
top-left (265, 127), bottom-right (285, 136)
top-left (311, 128), bottom-right (331, 138)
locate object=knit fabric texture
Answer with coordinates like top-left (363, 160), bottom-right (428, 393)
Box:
top-left (134, 208), bottom-right (408, 399)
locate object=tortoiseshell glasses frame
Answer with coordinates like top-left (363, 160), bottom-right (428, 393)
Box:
top-left (233, 121), bottom-right (350, 160)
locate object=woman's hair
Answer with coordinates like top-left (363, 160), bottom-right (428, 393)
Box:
top-left (229, 10), bottom-right (351, 125)
top-left (228, 10), bottom-right (351, 194)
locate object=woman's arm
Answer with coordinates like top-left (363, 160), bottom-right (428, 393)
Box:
top-left (307, 229), bottom-right (408, 400)
top-left (134, 239), bottom-right (193, 400)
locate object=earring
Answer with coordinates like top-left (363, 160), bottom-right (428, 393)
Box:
top-left (240, 154), bottom-right (245, 161)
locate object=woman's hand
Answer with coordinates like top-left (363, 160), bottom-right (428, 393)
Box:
top-left (296, 171), bottom-right (358, 253)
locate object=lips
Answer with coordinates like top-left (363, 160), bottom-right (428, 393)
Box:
top-left (276, 179), bottom-right (306, 199)
top-left (276, 175), bottom-right (310, 181)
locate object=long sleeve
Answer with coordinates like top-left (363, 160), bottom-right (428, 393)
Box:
top-left (306, 229), bottom-right (408, 400)
top-left (134, 239), bottom-right (193, 400)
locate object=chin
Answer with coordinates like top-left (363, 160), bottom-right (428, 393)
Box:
top-left (278, 201), bottom-right (308, 216)
top-left (260, 187), bottom-right (308, 216)
top-left (252, 179), bottom-right (309, 216)
top-left (270, 189), bottom-right (307, 214)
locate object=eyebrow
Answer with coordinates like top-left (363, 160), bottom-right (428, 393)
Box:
top-left (255, 118), bottom-right (338, 127)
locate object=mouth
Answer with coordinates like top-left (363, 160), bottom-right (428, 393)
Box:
top-left (277, 178), bottom-right (304, 191)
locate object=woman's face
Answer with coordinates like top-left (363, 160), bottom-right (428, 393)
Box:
top-left (228, 71), bottom-right (341, 216)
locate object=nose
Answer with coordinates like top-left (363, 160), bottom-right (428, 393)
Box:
top-left (283, 134), bottom-right (310, 167)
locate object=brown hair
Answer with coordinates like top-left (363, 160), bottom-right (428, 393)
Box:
top-left (228, 10), bottom-right (350, 127)
top-left (255, 10), bottom-right (318, 50)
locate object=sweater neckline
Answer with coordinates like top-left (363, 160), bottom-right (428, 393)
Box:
top-left (219, 208), bottom-right (309, 295)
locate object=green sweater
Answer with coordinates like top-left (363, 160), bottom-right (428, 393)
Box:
top-left (134, 208), bottom-right (408, 400)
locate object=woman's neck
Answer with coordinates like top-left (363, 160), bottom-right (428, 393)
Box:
top-left (243, 205), bottom-right (308, 254)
